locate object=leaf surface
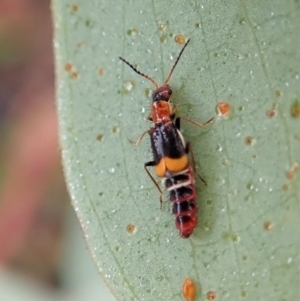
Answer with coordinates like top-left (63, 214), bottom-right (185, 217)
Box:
top-left (53, 0), bottom-right (300, 300)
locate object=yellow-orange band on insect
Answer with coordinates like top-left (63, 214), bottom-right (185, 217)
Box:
top-left (154, 155), bottom-right (189, 177)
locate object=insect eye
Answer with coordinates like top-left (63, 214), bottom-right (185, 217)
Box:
top-left (152, 91), bottom-right (160, 102)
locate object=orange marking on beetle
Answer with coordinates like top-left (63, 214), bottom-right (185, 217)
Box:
top-left (151, 99), bottom-right (172, 123)
top-left (154, 159), bottom-right (166, 177)
top-left (154, 155), bottom-right (189, 177)
top-left (165, 155), bottom-right (188, 173)
top-left (182, 278), bottom-right (196, 301)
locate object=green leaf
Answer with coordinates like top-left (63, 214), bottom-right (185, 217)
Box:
top-left (53, 0), bottom-right (300, 300)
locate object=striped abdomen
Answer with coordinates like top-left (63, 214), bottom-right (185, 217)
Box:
top-left (165, 168), bottom-right (197, 238)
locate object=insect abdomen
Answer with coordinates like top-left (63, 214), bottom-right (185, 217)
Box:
top-left (165, 170), bottom-right (197, 238)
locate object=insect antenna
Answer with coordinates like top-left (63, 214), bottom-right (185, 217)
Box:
top-left (164, 39), bottom-right (190, 85)
top-left (119, 56), bottom-right (159, 89)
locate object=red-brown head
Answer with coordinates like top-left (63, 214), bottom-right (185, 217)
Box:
top-left (150, 85), bottom-right (173, 123)
top-left (152, 85), bottom-right (172, 102)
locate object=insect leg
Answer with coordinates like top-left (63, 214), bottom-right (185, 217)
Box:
top-left (180, 116), bottom-right (214, 128)
top-left (185, 142), bottom-right (207, 186)
top-left (129, 130), bottom-right (149, 146)
top-left (144, 161), bottom-right (163, 207)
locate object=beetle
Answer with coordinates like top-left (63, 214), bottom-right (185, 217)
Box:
top-left (119, 39), bottom-right (213, 237)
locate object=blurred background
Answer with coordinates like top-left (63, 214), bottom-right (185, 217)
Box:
top-left (0, 0), bottom-right (115, 299)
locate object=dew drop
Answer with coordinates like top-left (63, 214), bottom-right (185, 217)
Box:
top-left (216, 145), bottom-right (223, 152)
top-left (182, 278), bottom-right (196, 301)
top-left (220, 207), bottom-right (226, 214)
top-left (158, 23), bottom-right (167, 31)
top-left (144, 87), bottom-right (151, 97)
top-left (127, 28), bottom-right (138, 36)
top-left (246, 182), bottom-right (254, 190)
top-left (264, 221), bottom-right (274, 231)
top-left (123, 80), bottom-right (135, 93)
top-left (65, 63), bottom-right (73, 72)
top-left (175, 34), bottom-right (186, 44)
top-left (126, 224), bottom-right (136, 233)
top-left (71, 4), bottom-right (79, 12)
top-left (206, 291), bottom-right (217, 300)
top-left (216, 101), bottom-right (231, 116)
top-left (96, 134), bottom-right (104, 141)
top-left (71, 71), bottom-right (79, 79)
top-left (266, 108), bottom-right (276, 118)
top-left (160, 34), bottom-right (167, 43)
top-left (245, 136), bottom-right (255, 146)
top-left (216, 178), bottom-right (225, 186)
top-left (231, 233), bottom-right (240, 242)
top-left (112, 126), bottom-right (119, 133)
top-left (291, 100), bottom-right (300, 118)
top-left (203, 221), bottom-right (210, 231)
top-left (98, 68), bottom-right (105, 76)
